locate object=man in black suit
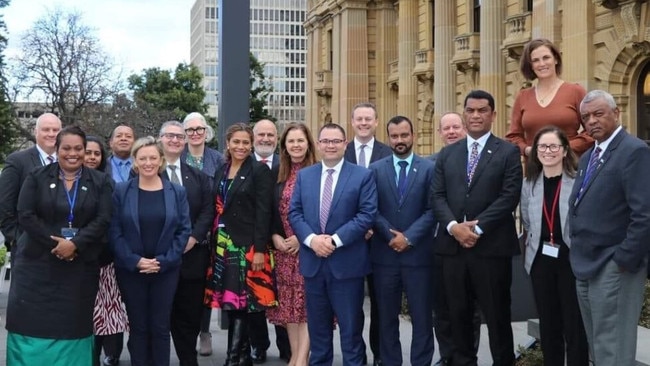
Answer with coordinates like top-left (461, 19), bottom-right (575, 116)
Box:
top-left (432, 90), bottom-right (522, 366)
top-left (159, 121), bottom-right (215, 366)
top-left (344, 102), bottom-right (391, 366)
top-left (248, 118), bottom-right (291, 363)
top-left (0, 112), bottom-right (61, 250)
top-left (429, 112), bottom-right (481, 366)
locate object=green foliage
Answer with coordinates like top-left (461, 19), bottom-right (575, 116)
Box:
top-left (516, 344), bottom-right (544, 366)
top-left (128, 62), bottom-right (208, 121)
top-left (0, 243), bottom-right (7, 267)
top-left (640, 280), bottom-right (650, 328)
top-left (249, 53), bottom-right (274, 122)
top-left (0, 0), bottom-right (17, 162)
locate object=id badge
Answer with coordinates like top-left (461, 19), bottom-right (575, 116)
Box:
top-left (61, 227), bottom-right (79, 240)
top-left (541, 241), bottom-right (559, 258)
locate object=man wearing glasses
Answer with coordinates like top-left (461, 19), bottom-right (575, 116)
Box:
top-left (289, 123), bottom-right (377, 366)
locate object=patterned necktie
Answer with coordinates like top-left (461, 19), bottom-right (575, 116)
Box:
top-left (168, 165), bottom-right (180, 184)
top-left (320, 169), bottom-right (335, 233)
top-left (358, 144), bottom-right (367, 168)
top-left (46, 155), bottom-right (55, 165)
top-left (467, 142), bottom-right (479, 185)
top-left (260, 159), bottom-right (270, 169)
top-left (583, 147), bottom-right (602, 187)
top-left (397, 161), bottom-right (408, 199)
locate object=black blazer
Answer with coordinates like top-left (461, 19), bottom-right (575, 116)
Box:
top-left (432, 135), bottom-right (522, 257)
top-left (214, 155), bottom-right (273, 252)
top-left (0, 146), bottom-right (45, 245)
top-left (162, 162), bottom-right (214, 279)
top-left (345, 140), bottom-right (391, 165)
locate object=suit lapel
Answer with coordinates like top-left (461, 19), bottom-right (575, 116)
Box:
top-left (328, 162), bottom-right (350, 221)
top-left (224, 158), bottom-right (252, 210)
top-left (370, 143), bottom-right (383, 164)
top-left (158, 181), bottom-right (175, 246)
top-left (127, 179), bottom-right (141, 236)
top-left (383, 158), bottom-right (400, 203)
top-left (345, 143), bottom-right (357, 164)
top-left (468, 136), bottom-right (498, 190)
top-left (73, 169), bottom-right (91, 217)
top-left (30, 147), bottom-right (44, 167)
top-left (530, 177), bottom-right (544, 238)
top-left (559, 174), bottom-right (572, 236)
top-left (401, 156), bottom-right (420, 206)
top-left (577, 132), bottom-right (623, 203)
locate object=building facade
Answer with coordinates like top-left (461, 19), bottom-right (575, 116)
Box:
top-left (190, 0), bottom-right (307, 126)
top-left (305, 0), bottom-right (650, 154)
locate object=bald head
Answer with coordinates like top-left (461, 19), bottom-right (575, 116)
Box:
top-left (34, 113), bottom-right (62, 154)
top-left (438, 112), bottom-right (466, 146)
top-left (253, 119), bottom-right (278, 158)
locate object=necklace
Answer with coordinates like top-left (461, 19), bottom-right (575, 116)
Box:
top-left (536, 80), bottom-right (561, 103)
top-left (59, 168), bottom-right (82, 182)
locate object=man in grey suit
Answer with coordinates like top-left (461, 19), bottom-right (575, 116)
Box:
top-left (569, 90), bottom-right (650, 366)
top-left (432, 90), bottom-right (522, 366)
top-left (368, 115), bottom-right (435, 366)
top-left (0, 113), bottom-right (61, 249)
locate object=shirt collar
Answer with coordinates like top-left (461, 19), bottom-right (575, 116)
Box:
top-left (36, 145), bottom-right (56, 163)
top-left (594, 125), bottom-right (622, 154)
top-left (466, 132), bottom-right (491, 149)
top-left (254, 152), bottom-right (272, 162)
top-left (354, 137), bottom-right (375, 151)
top-left (392, 153), bottom-right (414, 169)
top-left (321, 158), bottom-right (345, 175)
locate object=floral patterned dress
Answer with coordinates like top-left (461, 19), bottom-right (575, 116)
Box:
top-left (267, 163), bottom-right (307, 325)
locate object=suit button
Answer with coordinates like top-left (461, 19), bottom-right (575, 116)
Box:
top-left (465, 194), bottom-right (469, 198)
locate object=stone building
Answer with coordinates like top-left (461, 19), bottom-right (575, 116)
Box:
top-left (305, 0), bottom-right (650, 154)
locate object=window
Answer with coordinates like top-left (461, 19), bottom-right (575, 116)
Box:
top-left (473, 0), bottom-right (481, 33)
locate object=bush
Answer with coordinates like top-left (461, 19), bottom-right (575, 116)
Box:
top-left (516, 344), bottom-right (543, 366)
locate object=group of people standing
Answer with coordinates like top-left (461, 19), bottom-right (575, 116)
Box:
top-left (0, 36), bottom-right (649, 366)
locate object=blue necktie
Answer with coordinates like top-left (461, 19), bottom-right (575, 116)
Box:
top-left (397, 161), bottom-right (408, 199)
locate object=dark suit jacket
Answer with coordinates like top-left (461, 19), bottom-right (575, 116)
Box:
top-left (289, 160), bottom-right (378, 279)
top-left (345, 140), bottom-right (391, 165)
top-left (162, 162), bottom-right (214, 279)
top-left (181, 146), bottom-right (225, 181)
top-left (8, 164), bottom-right (113, 339)
top-left (432, 135), bottom-right (522, 257)
top-left (370, 155), bottom-right (436, 267)
top-left (569, 130), bottom-right (650, 280)
top-left (109, 178), bottom-right (191, 273)
top-left (213, 155), bottom-right (273, 253)
top-left (0, 146), bottom-right (45, 245)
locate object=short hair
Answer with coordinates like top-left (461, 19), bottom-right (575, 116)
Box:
top-left (277, 122), bottom-right (317, 183)
top-left (35, 113), bottom-right (62, 129)
top-left (351, 102), bottom-right (378, 119)
top-left (525, 126), bottom-right (578, 183)
top-left (438, 112), bottom-right (463, 129)
top-left (580, 90), bottom-right (617, 110)
top-left (520, 38), bottom-right (563, 81)
top-left (110, 124), bottom-right (135, 140)
top-left (131, 136), bottom-right (166, 174)
top-left (182, 112), bottom-right (215, 142)
top-left (318, 123), bottom-right (346, 140)
top-left (224, 122), bottom-right (254, 161)
top-left (464, 90), bottom-right (495, 112)
top-left (85, 135), bottom-right (108, 172)
top-left (386, 115), bottom-right (413, 134)
top-left (159, 120), bottom-right (185, 137)
top-left (55, 126), bottom-right (87, 151)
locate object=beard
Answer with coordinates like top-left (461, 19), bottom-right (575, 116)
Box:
top-left (254, 144), bottom-right (276, 157)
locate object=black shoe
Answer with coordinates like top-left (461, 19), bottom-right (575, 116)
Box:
top-left (433, 358), bottom-right (450, 366)
top-left (251, 348), bottom-right (267, 364)
top-left (102, 356), bottom-right (119, 366)
top-left (373, 358), bottom-right (382, 366)
top-left (279, 351), bottom-right (291, 362)
top-left (362, 354), bottom-right (368, 365)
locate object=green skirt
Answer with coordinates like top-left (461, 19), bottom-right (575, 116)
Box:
top-left (6, 333), bottom-right (94, 366)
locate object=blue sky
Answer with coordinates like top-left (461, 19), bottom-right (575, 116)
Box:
top-left (3, 0), bottom-right (194, 75)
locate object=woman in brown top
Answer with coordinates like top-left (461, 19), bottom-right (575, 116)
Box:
top-left (506, 38), bottom-right (593, 157)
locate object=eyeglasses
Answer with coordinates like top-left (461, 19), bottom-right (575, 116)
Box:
top-left (536, 144), bottom-right (562, 152)
top-left (318, 139), bottom-right (345, 145)
top-left (185, 127), bottom-right (206, 136)
top-left (161, 133), bottom-right (186, 141)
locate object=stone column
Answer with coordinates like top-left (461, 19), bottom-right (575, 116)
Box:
top-left (397, 0), bottom-right (418, 120)
top-left (338, 2), bottom-right (369, 128)
top-left (531, 0), bottom-right (561, 42)
top-left (433, 0), bottom-right (456, 150)
top-left (331, 10), bottom-right (342, 126)
top-left (374, 1), bottom-right (398, 130)
top-left (562, 0), bottom-right (594, 89)
top-left (305, 22), bottom-right (318, 132)
top-left (479, 0), bottom-right (507, 137)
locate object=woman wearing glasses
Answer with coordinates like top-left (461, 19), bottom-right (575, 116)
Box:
top-left (181, 112), bottom-right (225, 180)
top-left (520, 126), bottom-right (588, 366)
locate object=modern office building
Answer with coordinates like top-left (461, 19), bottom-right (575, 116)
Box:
top-left (306, 0), bottom-right (650, 154)
top-left (190, 0), bottom-right (307, 126)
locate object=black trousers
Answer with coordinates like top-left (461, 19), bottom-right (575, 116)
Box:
top-left (171, 277), bottom-right (206, 366)
top-left (94, 333), bottom-right (124, 364)
top-left (433, 255), bottom-right (481, 361)
top-left (530, 244), bottom-right (588, 366)
top-left (442, 253), bottom-right (514, 366)
top-left (248, 310), bottom-right (291, 356)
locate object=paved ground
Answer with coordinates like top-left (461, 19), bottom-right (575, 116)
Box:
top-left (0, 272), bottom-right (536, 366)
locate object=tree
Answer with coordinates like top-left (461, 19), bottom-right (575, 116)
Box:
top-left (11, 8), bottom-right (122, 127)
top-left (0, 0), bottom-right (17, 162)
top-left (128, 62), bottom-right (208, 121)
top-left (249, 52), bottom-right (274, 122)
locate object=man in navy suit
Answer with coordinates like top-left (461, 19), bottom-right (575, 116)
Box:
top-left (344, 102), bottom-right (390, 366)
top-left (432, 90), bottom-right (522, 366)
top-left (248, 118), bottom-right (291, 364)
top-left (0, 113), bottom-right (61, 250)
top-left (289, 123), bottom-right (377, 366)
top-left (368, 116), bottom-right (435, 366)
top-left (159, 121), bottom-right (215, 366)
top-left (569, 90), bottom-right (650, 365)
